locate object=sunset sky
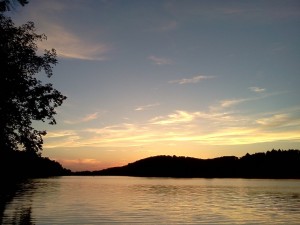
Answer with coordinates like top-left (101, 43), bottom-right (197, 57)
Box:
top-left (7, 0), bottom-right (300, 171)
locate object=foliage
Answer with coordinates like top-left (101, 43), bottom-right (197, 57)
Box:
top-left (0, 14), bottom-right (66, 154)
top-left (0, 150), bottom-right (71, 179)
top-left (90, 149), bottom-right (300, 179)
top-left (0, 0), bottom-right (28, 12)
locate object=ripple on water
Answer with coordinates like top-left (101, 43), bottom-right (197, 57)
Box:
top-left (1, 177), bottom-right (300, 224)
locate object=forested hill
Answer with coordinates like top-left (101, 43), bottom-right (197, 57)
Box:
top-left (0, 150), bottom-right (71, 180)
top-left (76, 150), bottom-right (300, 178)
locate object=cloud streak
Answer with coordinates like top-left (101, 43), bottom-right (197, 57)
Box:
top-left (46, 130), bottom-right (77, 138)
top-left (149, 56), bottom-right (172, 65)
top-left (169, 75), bottom-right (214, 84)
top-left (213, 91), bottom-right (284, 110)
top-left (150, 110), bottom-right (200, 125)
top-left (135, 103), bottom-right (160, 111)
top-left (64, 112), bottom-right (99, 125)
top-left (249, 86), bottom-right (266, 93)
top-left (45, 91), bottom-right (299, 150)
top-left (16, 1), bottom-right (111, 61)
top-left (44, 109), bottom-right (300, 150)
top-left (256, 113), bottom-right (300, 128)
top-left (44, 97), bottom-right (300, 150)
top-left (39, 24), bottom-right (111, 61)
top-left (219, 98), bottom-right (248, 108)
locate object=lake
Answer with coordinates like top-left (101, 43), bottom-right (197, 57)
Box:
top-left (1, 176), bottom-right (300, 224)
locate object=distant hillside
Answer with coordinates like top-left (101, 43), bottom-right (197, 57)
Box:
top-left (75, 149), bottom-right (300, 178)
top-left (0, 150), bottom-right (71, 180)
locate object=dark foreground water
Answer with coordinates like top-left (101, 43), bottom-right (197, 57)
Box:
top-left (1, 176), bottom-right (300, 224)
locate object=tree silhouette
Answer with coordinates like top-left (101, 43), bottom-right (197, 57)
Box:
top-left (94, 150), bottom-right (300, 178)
top-left (0, 0), bottom-right (28, 12)
top-left (0, 14), bottom-right (66, 154)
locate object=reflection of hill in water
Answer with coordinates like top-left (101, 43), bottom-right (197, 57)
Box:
top-left (78, 150), bottom-right (300, 178)
top-left (0, 150), bottom-right (70, 224)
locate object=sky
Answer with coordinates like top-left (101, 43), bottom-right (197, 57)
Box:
top-left (7, 0), bottom-right (300, 171)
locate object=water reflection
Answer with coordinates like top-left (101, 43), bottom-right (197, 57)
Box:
top-left (127, 179), bottom-right (300, 224)
top-left (11, 206), bottom-right (33, 225)
top-left (0, 180), bottom-right (35, 225)
top-left (0, 177), bottom-right (299, 224)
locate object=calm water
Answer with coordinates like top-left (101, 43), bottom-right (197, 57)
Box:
top-left (1, 176), bottom-right (300, 224)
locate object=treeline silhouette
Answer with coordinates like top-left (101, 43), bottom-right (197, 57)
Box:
top-left (0, 150), bottom-right (71, 180)
top-left (75, 149), bottom-right (300, 178)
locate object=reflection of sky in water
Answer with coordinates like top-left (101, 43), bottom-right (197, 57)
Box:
top-left (1, 177), bottom-right (300, 224)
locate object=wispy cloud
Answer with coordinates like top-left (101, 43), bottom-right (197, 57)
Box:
top-left (83, 124), bottom-right (158, 147)
top-left (215, 91), bottom-right (282, 110)
top-left (215, 90), bottom-right (286, 111)
top-left (17, 1), bottom-right (111, 61)
top-left (44, 107), bottom-right (300, 150)
top-left (149, 56), bottom-right (172, 65)
top-left (150, 110), bottom-right (200, 125)
top-left (64, 112), bottom-right (99, 124)
top-left (39, 24), bottom-right (111, 61)
top-left (249, 86), bottom-right (266, 93)
top-left (83, 112), bottom-right (99, 121)
top-left (44, 130), bottom-right (81, 148)
top-left (44, 100), bottom-right (300, 151)
top-left (46, 130), bottom-right (77, 138)
top-left (150, 109), bottom-right (241, 127)
top-left (219, 98), bottom-right (248, 108)
top-left (256, 114), bottom-right (293, 127)
top-left (169, 75), bottom-right (214, 84)
top-left (135, 103), bottom-right (160, 111)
